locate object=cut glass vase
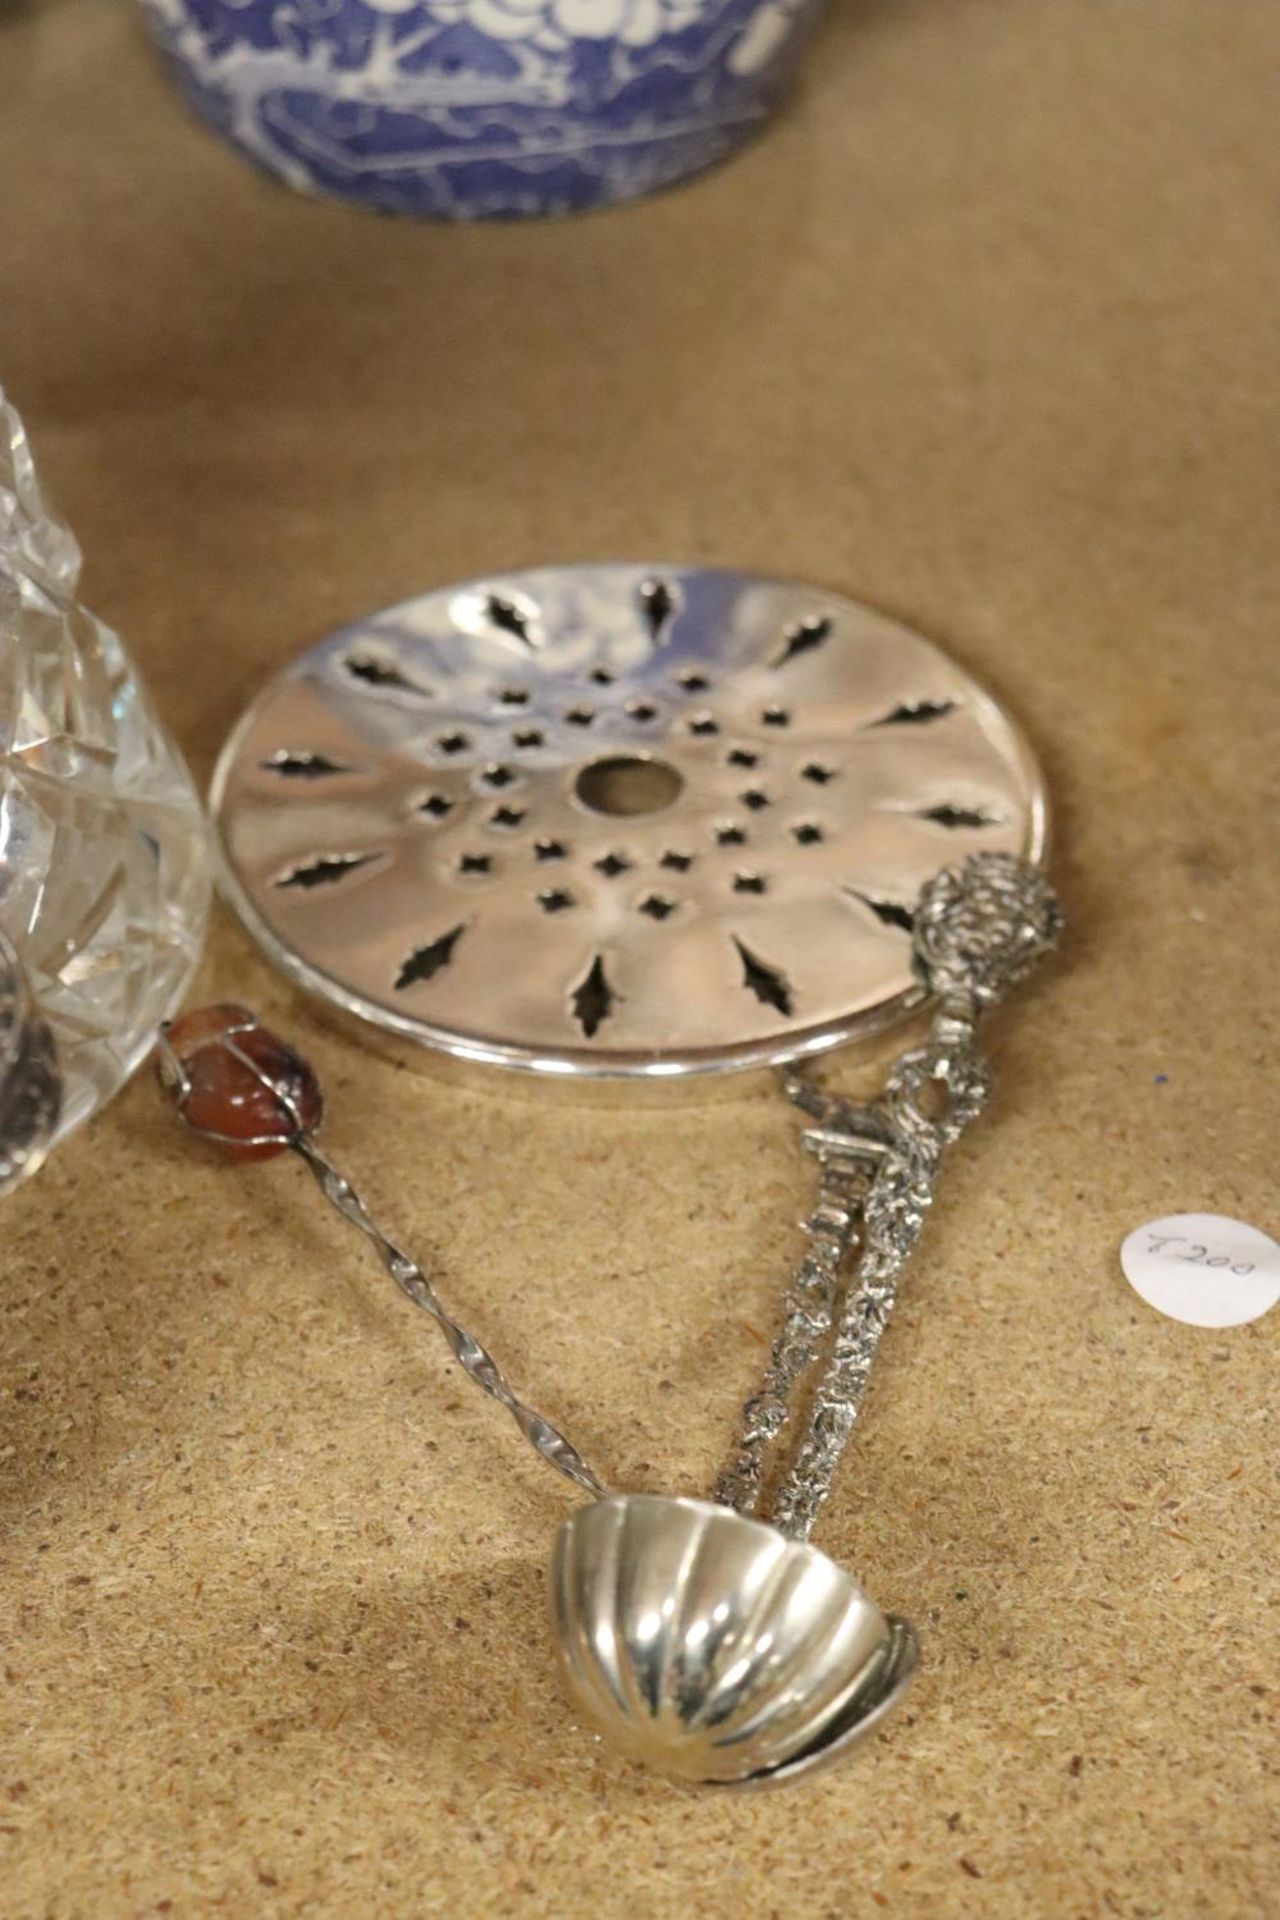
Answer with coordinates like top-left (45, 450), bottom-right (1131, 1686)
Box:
top-left (0, 388), bottom-right (210, 1192)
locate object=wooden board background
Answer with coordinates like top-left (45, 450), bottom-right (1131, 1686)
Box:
top-left (0, 1), bottom-right (1276, 1912)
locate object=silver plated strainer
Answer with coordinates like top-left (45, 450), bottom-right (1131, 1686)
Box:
top-left (211, 566), bottom-right (1047, 1084)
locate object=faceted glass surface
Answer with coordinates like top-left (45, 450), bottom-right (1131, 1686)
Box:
top-left (0, 387), bottom-right (210, 1156)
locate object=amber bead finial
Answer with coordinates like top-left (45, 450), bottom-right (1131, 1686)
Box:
top-left (157, 1004), bottom-right (323, 1161)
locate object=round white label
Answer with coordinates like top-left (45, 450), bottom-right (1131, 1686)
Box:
top-left (1120, 1213), bottom-right (1280, 1329)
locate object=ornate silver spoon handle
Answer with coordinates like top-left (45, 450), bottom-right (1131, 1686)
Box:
top-left (722, 853), bottom-right (1064, 1541)
top-left (154, 1008), bottom-right (608, 1500)
top-left (712, 1147), bottom-right (872, 1516)
top-left (768, 1000), bottom-right (991, 1540)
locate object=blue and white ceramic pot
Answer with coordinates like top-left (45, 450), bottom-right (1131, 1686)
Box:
top-left (140, 0), bottom-right (825, 219)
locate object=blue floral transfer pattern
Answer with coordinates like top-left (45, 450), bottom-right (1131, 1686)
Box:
top-left (140, 0), bottom-right (823, 218)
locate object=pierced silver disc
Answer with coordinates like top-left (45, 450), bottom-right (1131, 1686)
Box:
top-left (212, 566), bottom-right (1048, 1086)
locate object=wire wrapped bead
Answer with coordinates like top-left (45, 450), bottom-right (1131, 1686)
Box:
top-left (158, 1003), bottom-right (322, 1160)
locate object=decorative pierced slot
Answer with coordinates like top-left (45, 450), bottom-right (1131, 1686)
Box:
top-left (345, 651), bottom-right (424, 694)
top-left (485, 593), bottom-right (536, 647)
top-left (849, 893), bottom-right (915, 934)
top-left (571, 954), bottom-right (615, 1036)
top-left (261, 750), bottom-right (352, 779)
top-left (396, 925), bottom-right (465, 990)
top-left (734, 938), bottom-right (793, 1015)
top-left (916, 804), bottom-right (999, 830)
top-left (873, 698), bottom-right (956, 727)
top-left (276, 852), bottom-right (376, 890)
top-left (774, 615), bottom-right (832, 668)
top-left (638, 577), bottom-right (677, 641)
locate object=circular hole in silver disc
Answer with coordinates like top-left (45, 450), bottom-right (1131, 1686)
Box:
top-left (574, 755), bottom-right (684, 818)
top-left (211, 565), bottom-right (1049, 1087)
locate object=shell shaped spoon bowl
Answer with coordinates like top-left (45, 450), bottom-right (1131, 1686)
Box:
top-left (551, 1494), bottom-right (917, 1787)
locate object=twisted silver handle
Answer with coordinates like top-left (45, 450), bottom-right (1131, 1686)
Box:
top-left (156, 1006), bottom-right (608, 1502)
top-left (295, 1138), bottom-right (609, 1500)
